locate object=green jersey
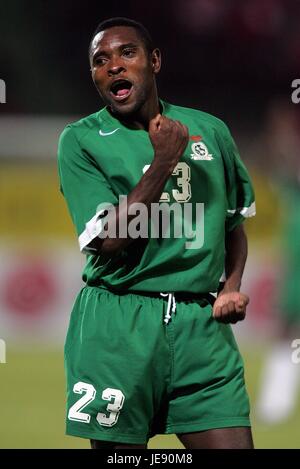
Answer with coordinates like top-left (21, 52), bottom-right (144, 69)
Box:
top-left (58, 100), bottom-right (255, 293)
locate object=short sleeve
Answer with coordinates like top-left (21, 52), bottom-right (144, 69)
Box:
top-left (218, 123), bottom-right (256, 232)
top-left (57, 125), bottom-right (118, 253)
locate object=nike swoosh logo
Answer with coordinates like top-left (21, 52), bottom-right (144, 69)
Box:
top-left (99, 128), bottom-right (120, 136)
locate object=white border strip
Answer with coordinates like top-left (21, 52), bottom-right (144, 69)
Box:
top-left (227, 201), bottom-right (256, 218)
top-left (78, 209), bottom-right (108, 253)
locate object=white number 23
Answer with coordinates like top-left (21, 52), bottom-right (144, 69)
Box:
top-left (68, 381), bottom-right (125, 427)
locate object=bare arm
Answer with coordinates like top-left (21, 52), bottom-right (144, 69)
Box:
top-left (213, 224), bottom-right (250, 324)
top-left (88, 114), bottom-right (189, 257)
top-left (223, 224), bottom-right (248, 293)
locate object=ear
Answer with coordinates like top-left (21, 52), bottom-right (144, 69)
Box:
top-left (151, 48), bottom-right (161, 74)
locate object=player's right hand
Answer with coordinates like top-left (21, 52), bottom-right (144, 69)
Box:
top-left (149, 114), bottom-right (189, 168)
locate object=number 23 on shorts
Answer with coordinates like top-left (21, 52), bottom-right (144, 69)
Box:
top-left (68, 382), bottom-right (125, 427)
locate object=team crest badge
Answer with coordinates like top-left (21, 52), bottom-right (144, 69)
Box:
top-left (191, 141), bottom-right (213, 160)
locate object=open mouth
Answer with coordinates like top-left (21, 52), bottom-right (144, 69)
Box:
top-left (109, 79), bottom-right (133, 101)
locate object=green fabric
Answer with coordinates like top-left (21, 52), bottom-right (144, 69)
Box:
top-left (65, 287), bottom-right (251, 443)
top-left (58, 100), bottom-right (255, 293)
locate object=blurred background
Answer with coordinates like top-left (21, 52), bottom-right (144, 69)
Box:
top-left (1, 0), bottom-right (300, 448)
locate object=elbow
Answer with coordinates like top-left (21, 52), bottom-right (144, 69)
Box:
top-left (84, 235), bottom-right (127, 259)
top-left (83, 237), bottom-right (117, 258)
top-left (99, 238), bottom-right (121, 259)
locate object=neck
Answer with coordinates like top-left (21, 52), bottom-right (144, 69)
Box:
top-left (125, 97), bottom-right (160, 131)
top-left (110, 86), bottom-right (160, 131)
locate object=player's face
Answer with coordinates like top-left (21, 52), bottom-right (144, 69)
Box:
top-left (90, 26), bottom-right (160, 117)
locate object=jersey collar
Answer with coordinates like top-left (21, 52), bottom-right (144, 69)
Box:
top-left (98, 99), bottom-right (167, 131)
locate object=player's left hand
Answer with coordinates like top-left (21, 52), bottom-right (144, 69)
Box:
top-left (212, 291), bottom-right (249, 324)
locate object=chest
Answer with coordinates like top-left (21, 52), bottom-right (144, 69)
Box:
top-left (87, 128), bottom-right (226, 203)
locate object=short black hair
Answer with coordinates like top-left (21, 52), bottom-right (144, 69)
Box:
top-left (89, 17), bottom-right (155, 58)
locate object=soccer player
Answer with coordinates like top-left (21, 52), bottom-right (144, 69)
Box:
top-left (58, 17), bottom-right (256, 449)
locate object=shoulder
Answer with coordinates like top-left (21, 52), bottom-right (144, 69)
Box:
top-left (58, 110), bottom-right (102, 148)
top-left (57, 112), bottom-right (99, 169)
top-left (164, 101), bottom-right (231, 136)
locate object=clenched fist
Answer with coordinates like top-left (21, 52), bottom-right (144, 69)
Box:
top-left (149, 114), bottom-right (189, 170)
top-left (212, 291), bottom-right (249, 324)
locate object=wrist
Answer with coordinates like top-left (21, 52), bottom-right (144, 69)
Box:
top-left (221, 279), bottom-right (241, 294)
top-left (152, 154), bottom-right (175, 176)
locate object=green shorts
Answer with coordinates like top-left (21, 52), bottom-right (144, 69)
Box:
top-left (65, 286), bottom-right (251, 444)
